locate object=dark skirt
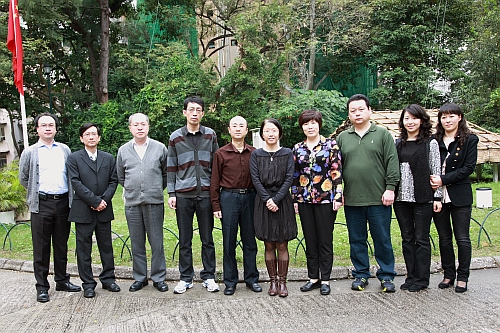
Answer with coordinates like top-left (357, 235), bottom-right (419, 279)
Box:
top-left (254, 191), bottom-right (297, 243)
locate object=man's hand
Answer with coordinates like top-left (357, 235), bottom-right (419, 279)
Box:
top-left (430, 175), bottom-right (442, 190)
top-left (381, 190), bottom-right (395, 206)
top-left (333, 201), bottom-right (342, 211)
top-left (168, 197), bottom-right (177, 210)
top-left (92, 200), bottom-right (107, 212)
top-left (214, 211), bottom-right (222, 219)
top-left (433, 201), bottom-right (442, 213)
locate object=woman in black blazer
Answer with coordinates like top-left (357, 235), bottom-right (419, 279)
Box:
top-left (430, 103), bottom-right (478, 293)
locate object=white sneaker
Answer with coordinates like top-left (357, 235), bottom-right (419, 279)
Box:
top-left (202, 279), bottom-right (220, 292)
top-left (173, 280), bottom-right (193, 294)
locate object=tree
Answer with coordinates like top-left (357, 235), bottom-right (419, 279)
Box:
top-left (454, 0), bottom-right (500, 130)
top-left (368, 0), bottom-right (472, 109)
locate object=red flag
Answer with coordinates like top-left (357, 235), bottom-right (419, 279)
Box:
top-left (7, 0), bottom-right (24, 95)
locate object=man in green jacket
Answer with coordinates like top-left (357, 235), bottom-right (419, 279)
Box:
top-left (337, 94), bottom-right (400, 293)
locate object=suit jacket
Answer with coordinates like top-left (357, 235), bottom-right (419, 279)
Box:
top-left (67, 149), bottom-right (118, 223)
top-left (438, 134), bottom-right (479, 207)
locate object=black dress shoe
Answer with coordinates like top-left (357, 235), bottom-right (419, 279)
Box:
top-left (400, 282), bottom-right (412, 290)
top-left (320, 284), bottom-right (331, 295)
top-left (455, 282), bottom-right (468, 293)
top-left (246, 283), bottom-right (263, 292)
top-left (129, 280), bottom-right (148, 292)
top-left (56, 281), bottom-right (82, 292)
top-left (83, 288), bottom-right (95, 298)
top-left (102, 282), bottom-right (121, 292)
top-left (409, 284), bottom-right (427, 292)
top-left (300, 280), bottom-right (321, 292)
top-left (438, 279), bottom-right (455, 289)
top-left (37, 290), bottom-right (49, 303)
top-left (153, 281), bottom-right (169, 292)
top-left (224, 285), bottom-right (235, 295)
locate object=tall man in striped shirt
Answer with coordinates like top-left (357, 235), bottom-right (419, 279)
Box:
top-left (167, 96), bottom-right (220, 294)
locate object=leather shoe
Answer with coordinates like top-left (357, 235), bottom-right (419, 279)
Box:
top-left (224, 285), bottom-right (235, 295)
top-left (153, 281), bottom-right (169, 292)
top-left (320, 284), bottom-right (331, 295)
top-left (409, 284), bottom-right (427, 292)
top-left (37, 290), bottom-right (49, 303)
top-left (102, 282), bottom-right (121, 292)
top-left (246, 283), bottom-right (262, 292)
top-left (83, 288), bottom-right (95, 298)
top-left (455, 282), bottom-right (467, 293)
top-left (129, 280), bottom-right (148, 292)
top-left (438, 278), bottom-right (455, 289)
top-left (300, 280), bottom-right (321, 292)
top-left (56, 281), bottom-right (82, 292)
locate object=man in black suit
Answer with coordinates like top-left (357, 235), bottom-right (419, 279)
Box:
top-left (67, 122), bottom-right (120, 298)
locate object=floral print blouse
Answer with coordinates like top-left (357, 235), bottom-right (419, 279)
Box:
top-left (291, 136), bottom-right (342, 204)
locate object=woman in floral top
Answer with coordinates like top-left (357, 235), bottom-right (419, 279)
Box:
top-left (291, 109), bottom-right (342, 296)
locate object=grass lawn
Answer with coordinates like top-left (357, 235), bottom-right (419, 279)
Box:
top-left (1, 182), bottom-right (499, 271)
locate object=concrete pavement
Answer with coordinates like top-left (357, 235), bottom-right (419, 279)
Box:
top-left (0, 258), bottom-right (499, 332)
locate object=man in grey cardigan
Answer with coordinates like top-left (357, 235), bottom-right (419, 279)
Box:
top-left (19, 113), bottom-right (81, 302)
top-left (116, 113), bottom-right (169, 292)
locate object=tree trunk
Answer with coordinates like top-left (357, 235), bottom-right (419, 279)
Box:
top-left (98, 0), bottom-right (110, 103)
top-left (305, 0), bottom-right (316, 91)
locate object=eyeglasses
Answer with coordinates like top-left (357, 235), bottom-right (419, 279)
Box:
top-left (39, 123), bottom-right (55, 128)
top-left (263, 129), bottom-right (279, 134)
top-left (130, 122), bottom-right (149, 127)
top-left (186, 108), bottom-right (203, 114)
top-left (83, 132), bottom-right (99, 137)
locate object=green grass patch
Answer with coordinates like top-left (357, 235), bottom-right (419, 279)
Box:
top-left (1, 182), bottom-right (499, 269)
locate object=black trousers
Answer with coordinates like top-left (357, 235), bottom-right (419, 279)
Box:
top-left (76, 214), bottom-right (116, 289)
top-left (433, 203), bottom-right (472, 282)
top-left (394, 201), bottom-right (433, 287)
top-left (297, 203), bottom-right (336, 281)
top-left (31, 197), bottom-right (71, 291)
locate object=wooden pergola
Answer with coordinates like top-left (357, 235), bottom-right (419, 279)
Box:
top-left (369, 109), bottom-right (500, 182)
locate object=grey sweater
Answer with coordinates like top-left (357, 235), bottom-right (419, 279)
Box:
top-left (18, 141), bottom-right (73, 213)
top-left (116, 138), bottom-right (168, 206)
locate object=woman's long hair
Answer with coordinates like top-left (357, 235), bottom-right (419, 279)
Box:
top-left (434, 103), bottom-right (471, 147)
top-left (398, 104), bottom-right (432, 144)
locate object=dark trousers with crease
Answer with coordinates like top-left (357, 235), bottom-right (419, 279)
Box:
top-left (220, 190), bottom-right (259, 287)
top-left (31, 197), bottom-right (71, 291)
top-left (298, 203), bottom-right (336, 281)
top-left (76, 213), bottom-right (116, 290)
top-left (394, 201), bottom-right (433, 287)
top-left (176, 196), bottom-right (216, 282)
top-left (433, 203), bottom-right (472, 282)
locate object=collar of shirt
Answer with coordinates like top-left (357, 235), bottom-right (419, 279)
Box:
top-left (85, 148), bottom-right (97, 161)
top-left (132, 137), bottom-right (149, 147)
top-left (36, 139), bottom-right (57, 148)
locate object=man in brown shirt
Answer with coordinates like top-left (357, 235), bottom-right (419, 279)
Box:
top-left (210, 116), bottom-right (262, 295)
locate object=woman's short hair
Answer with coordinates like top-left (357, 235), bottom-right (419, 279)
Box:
top-left (259, 118), bottom-right (283, 140)
top-left (298, 109), bottom-right (323, 129)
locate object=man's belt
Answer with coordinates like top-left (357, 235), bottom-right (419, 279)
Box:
top-left (39, 192), bottom-right (68, 200)
top-left (221, 187), bottom-right (255, 194)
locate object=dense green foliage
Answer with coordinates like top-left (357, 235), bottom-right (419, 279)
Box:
top-left (0, 0), bottom-right (498, 154)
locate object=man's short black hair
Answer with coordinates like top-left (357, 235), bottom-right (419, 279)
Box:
top-left (347, 94), bottom-right (371, 109)
top-left (183, 96), bottom-right (205, 111)
top-left (34, 113), bottom-right (59, 130)
top-left (79, 122), bottom-right (101, 137)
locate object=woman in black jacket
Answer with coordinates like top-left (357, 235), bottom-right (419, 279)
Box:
top-left (394, 104), bottom-right (442, 292)
top-left (430, 103), bottom-right (479, 293)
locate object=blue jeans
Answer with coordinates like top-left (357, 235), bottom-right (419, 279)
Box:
top-left (433, 203), bottom-right (472, 282)
top-left (220, 190), bottom-right (259, 287)
top-left (344, 205), bottom-right (396, 281)
top-left (175, 197), bottom-right (216, 281)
